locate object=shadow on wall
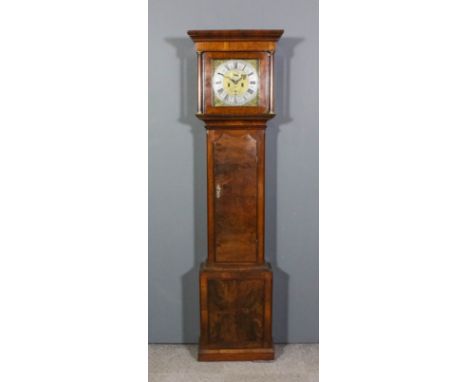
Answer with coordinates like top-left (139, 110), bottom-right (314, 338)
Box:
top-left (166, 37), bottom-right (205, 344)
top-left (166, 36), bottom-right (303, 345)
top-left (266, 37), bottom-right (303, 344)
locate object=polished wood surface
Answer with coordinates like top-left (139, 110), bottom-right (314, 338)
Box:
top-left (187, 29), bottom-right (284, 42)
top-left (188, 29), bottom-right (282, 362)
top-left (199, 263), bottom-right (273, 361)
top-left (213, 132), bottom-right (258, 262)
top-left (193, 41), bottom-right (277, 53)
top-left (207, 129), bottom-right (265, 265)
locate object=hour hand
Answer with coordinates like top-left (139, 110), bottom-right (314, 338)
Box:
top-left (227, 76), bottom-right (237, 84)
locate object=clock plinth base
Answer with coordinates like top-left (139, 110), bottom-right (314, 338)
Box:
top-left (198, 262), bottom-right (274, 362)
top-left (198, 344), bottom-right (274, 362)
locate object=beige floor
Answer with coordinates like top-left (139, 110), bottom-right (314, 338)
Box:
top-left (149, 344), bottom-right (319, 382)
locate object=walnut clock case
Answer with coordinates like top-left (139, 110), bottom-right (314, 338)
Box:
top-left (188, 29), bottom-right (284, 362)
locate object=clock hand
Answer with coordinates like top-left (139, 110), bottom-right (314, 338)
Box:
top-left (228, 72), bottom-right (242, 84)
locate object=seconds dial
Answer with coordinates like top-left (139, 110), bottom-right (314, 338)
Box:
top-left (212, 60), bottom-right (259, 106)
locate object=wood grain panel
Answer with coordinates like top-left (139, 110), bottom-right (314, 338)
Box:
top-left (213, 132), bottom-right (258, 262)
top-left (207, 278), bottom-right (264, 347)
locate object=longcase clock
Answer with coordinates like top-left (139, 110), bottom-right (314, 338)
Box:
top-left (188, 29), bottom-right (283, 362)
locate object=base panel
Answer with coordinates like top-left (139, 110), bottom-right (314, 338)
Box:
top-left (199, 263), bottom-right (274, 362)
top-left (198, 345), bottom-right (275, 362)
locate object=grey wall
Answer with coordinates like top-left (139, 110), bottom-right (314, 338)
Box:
top-left (149, 0), bottom-right (318, 343)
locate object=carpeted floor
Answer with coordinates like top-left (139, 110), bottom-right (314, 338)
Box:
top-left (149, 344), bottom-right (319, 381)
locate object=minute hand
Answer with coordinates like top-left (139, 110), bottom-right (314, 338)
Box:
top-left (234, 74), bottom-right (247, 84)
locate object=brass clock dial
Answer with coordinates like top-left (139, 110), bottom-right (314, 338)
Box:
top-left (212, 59), bottom-right (259, 106)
